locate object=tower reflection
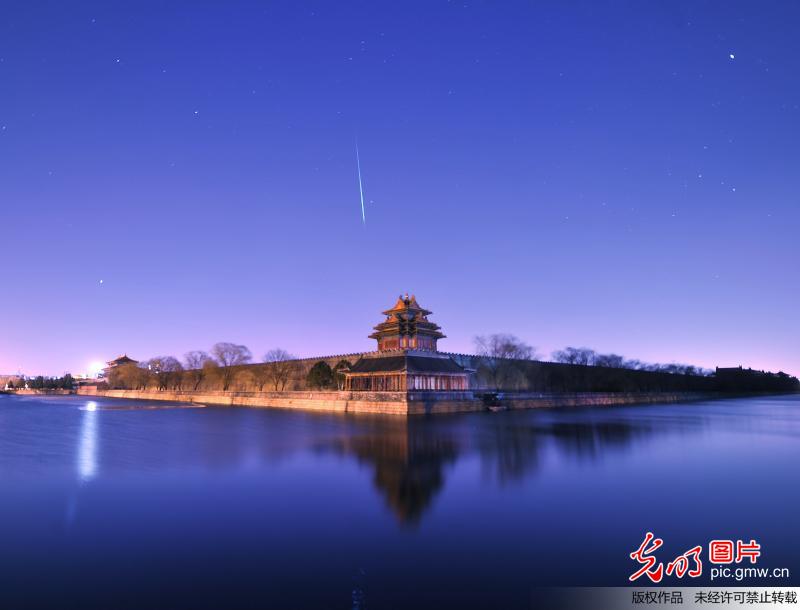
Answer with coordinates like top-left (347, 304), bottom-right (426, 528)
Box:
top-left (328, 420), bottom-right (459, 525)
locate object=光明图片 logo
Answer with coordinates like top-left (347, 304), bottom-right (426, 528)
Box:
top-left (629, 532), bottom-right (789, 583)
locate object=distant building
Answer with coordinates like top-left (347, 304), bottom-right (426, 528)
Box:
top-left (715, 365), bottom-right (767, 377)
top-left (714, 365), bottom-right (798, 392)
top-left (342, 295), bottom-right (471, 392)
top-left (103, 354), bottom-right (138, 378)
top-left (1, 375), bottom-right (24, 390)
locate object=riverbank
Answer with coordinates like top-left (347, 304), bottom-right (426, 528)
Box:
top-left (3, 389), bottom-right (73, 396)
top-left (61, 387), bottom-right (742, 415)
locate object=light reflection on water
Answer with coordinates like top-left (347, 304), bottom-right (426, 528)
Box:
top-left (77, 401), bottom-right (98, 482)
top-left (0, 392), bottom-right (798, 609)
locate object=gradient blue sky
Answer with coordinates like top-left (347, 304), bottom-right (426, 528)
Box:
top-left (1, 1), bottom-right (798, 377)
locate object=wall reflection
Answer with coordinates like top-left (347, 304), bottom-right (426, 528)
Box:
top-left (58, 400), bottom-right (700, 525)
top-left (475, 417), bottom-right (543, 483)
top-left (545, 420), bottom-right (652, 459)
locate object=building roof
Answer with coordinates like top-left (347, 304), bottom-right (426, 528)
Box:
top-left (382, 293), bottom-right (432, 316)
top-left (348, 353), bottom-right (466, 374)
top-left (370, 294), bottom-right (445, 343)
top-left (107, 354), bottom-right (138, 366)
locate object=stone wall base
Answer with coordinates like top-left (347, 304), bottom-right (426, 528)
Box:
top-left (71, 388), bottom-right (723, 416)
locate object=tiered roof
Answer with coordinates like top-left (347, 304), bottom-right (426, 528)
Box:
top-left (106, 354), bottom-right (138, 367)
top-left (369, 294), bottom-right (445, 351)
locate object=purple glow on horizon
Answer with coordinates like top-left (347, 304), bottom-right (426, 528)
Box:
top-left (0, 2), bottom-right (797, 377)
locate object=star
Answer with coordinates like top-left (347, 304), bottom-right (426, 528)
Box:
top-left (729, 53), bottom-right (735, 60)
top-left (99, 279), bottom-right (104, 286)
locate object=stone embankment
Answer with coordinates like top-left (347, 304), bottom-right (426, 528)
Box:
top-left (74, 388), bottom-right (718, 416)
top-left (7, 389), bottom-right (73, 396)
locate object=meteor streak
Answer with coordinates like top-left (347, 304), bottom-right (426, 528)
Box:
top-left (356, 142), bottom-right (366, 224)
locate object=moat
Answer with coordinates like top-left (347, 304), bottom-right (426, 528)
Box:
top-left (1, 393), bottom-right (799, 609)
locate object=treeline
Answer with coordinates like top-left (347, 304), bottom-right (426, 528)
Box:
top-left (470, 334), bottom-right (798, 393)
top-left (104, 335), bottom-right (799, 395)
top-left (106, 342), bottom-right (354, 392)
top-left (9, 374), bottom-right (75, 390)
top-left (550, 346), bottom-right (712, 376)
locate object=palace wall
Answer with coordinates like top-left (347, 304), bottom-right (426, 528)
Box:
top-left (106, 352), bottom-right (797, 395)
top-left (8, 388), bottom-right (74, 395)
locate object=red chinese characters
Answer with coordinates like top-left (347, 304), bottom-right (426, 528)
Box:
top-left (708, 539), bottom-right (761, 565)
top-left (631, 534), bottom-right (762, 582)
top-left (709, 540), bottom-right (734, 564)
top-left (736, 540), bottom-right (761, 564)
top-left (630, 532), bottom-right (664, 583)
top-left (666, 546), bottom-right (702, 578)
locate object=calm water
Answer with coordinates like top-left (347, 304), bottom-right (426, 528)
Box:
top-left (1, 393), bottom-right (798, 609)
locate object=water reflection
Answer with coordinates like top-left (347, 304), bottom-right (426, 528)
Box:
top-left (321, 413), bottom-right (681, 522)
top-left (475, 417), bottom-right (543, 483)
top-left (3, 394), bottom-right (799, 608)
top-left (544, 419), bottom-right (653, 460)
top-left (326, 420), bottom-right (459, 524)
top-left (77, 401), bottom-right (98, 482)
top-left (3, 395), bottom-right (713, 526)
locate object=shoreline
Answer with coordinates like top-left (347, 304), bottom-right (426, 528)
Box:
top-left (6, 387), bottom-right (796, 415)
top-left (5, 387), bottom-right (789, 415)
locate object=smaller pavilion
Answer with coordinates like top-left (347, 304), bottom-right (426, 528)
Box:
top-left (103, 354), bottom-right (138, 377)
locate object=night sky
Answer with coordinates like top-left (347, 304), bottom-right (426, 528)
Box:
top-left (1, 1), bottom-right (798, 377)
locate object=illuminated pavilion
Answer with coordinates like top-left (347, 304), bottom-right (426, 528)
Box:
top-left (342, 295), bottom-right (471, 392)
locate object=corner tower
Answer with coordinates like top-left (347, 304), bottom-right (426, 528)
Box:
top-left (369, 294), bottom-right (445, 352)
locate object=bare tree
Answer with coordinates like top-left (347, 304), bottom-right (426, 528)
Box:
top-left (202, 359), bottom-right (220, 387)
top-left (551, 347), bottom-right (597, 365)
top-left (249, 365), bottom-right (272, 392)
top-left (263, 348), bottom-right (298, 391)
top-left (108, 362), bottom-right (147, 390)
top-left (211, 342), bottom-right (252, 391)
top-left (146, 356), bottom-right (184, 390)
top-left (656, 363), bottom-right (700, 375)
top-left (474, 334), bottom-right (536, 390)
top-left (184, 350), bottom-right (214, 390)
top-left (593, 353), bottom-right (626, 369)
top-left (135, 363), bottom-right (151, 389)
